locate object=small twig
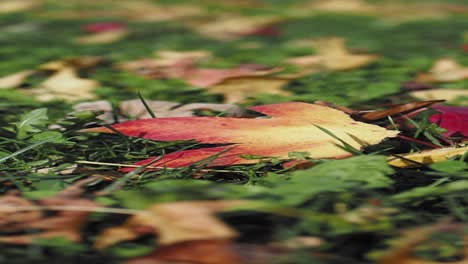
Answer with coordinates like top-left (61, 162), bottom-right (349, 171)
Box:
top-left (397, 135), bottom-right (441, 149)
top-left (76, 160), bottom-right (267, 174)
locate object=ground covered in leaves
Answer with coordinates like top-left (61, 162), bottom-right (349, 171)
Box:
top-left (0, 0), bottom-right (467, 263)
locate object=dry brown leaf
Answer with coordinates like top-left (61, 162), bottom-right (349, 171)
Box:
top-left (125, 239), bottom-right (241, 264)
top-left (416, 58), bottom-right (468, 83)
top-left (95, 200), bottom-right (244, 249)
top-left (410, 89), bottom-right (468, 105)
top-left (387, 145), bottom-right (468, 168)
top-left (74, 28), bottom-right (128, 45)
top-left (0, 178), bottom-right (99, 244)
top-left (191, 15), bottom-right (280, 41)
top-left (0, 0), bottom-right (39, 14)
top-left (356, 100), bottom-right (443, 121)
top-left (285, 37), bottom-right (379, 77)
top-left (0, 70), bottom-right (34, 89)
top-left (207, 76), bottom-right (291, 103)
top-left (123, 239), bottom-right (308, 264)
top-left (27, 67), bottom-right (99, 102)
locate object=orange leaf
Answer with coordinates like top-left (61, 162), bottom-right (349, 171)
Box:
top-left (95, 200), bottom-right (243, 249)
top-left (84, 102), bottom-right (398, 170)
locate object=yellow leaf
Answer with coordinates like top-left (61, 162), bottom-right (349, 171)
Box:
top-left (27, 67), bottom-right (99, 102)
top-left (95, 200), bottom-right (243, 249)
top-left (388, 146), bottom-right (468, 168)
top-left (410, 89), bottom-right (468, 105)
top-left (416, 58), bottom-right (468, 83)
top-left (285, 37), bottom-right (379, 77)
top-left (192, 15), bottom-right (280, 41)
top-left (207, 76), bottom-right (291, 103)
top-left (0, 0), bottom-right (39, 14)
top-left (39, 56), bottom-right (103, 71)
top-left (74, 29), bottom-right (128, 45)
top-left (0, 70), bottom-right (34, 89)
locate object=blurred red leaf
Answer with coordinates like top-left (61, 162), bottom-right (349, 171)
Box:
top-left (82, 22), bottom-right (126, 33)
top-left (429, 105), bottom-right (468, 138)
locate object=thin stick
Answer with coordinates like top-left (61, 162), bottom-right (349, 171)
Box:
top-left (75, 160), bottom-right (265, 174)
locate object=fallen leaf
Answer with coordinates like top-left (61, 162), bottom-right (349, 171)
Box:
top-left (0, 56), bottom-right (102, 101)
top-left (387, 145), bottom-right (468, 168)
top-left (429, 105), bottom-right (468, 138)
top-left (116, 50), bottom-right (211, 77)
top-left (410, 89), bottom-right (468, 105)
top-left (285, 37), bottom-right (379, 77)
top-left (206, 76), bottom-right (291, 103)
top-left (83, 102), bottom-right (398, 170)
top-left (38, 56), bottom-right (104, 71)
top-left (0, 178), bottom-right (99, 244)
top-left (124, 240), bottom-right (302, 264)
top-left (74, 28), bottom-right (128, 45)
top-left (26, 67), bottom-right (99, 101)
top-left (73, 100), bottom-right (239, 123)
top-left (82, 22), bottom-right (126, 33)
top-left (125, 240), bottom-right (241, 264)
top-left (95, 200), bottom-right (243, 249)
top-left (0, 0), bottom-right (39, 14)
top-left (416, 58), bottom-right (468, 83)
top-left (306, 0), bottom-right (375, 14)
top-left (192, 15), bottom-right (280, 41)
top-left (118, 50), bottom-right (280, 88)
top-left (182, 63), bottom-right (281, 88)
top-left (0, 70), bottom-right (34, 89)
top-left (296, 0), bottom-right (462, 22)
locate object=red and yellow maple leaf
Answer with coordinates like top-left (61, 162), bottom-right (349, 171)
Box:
top-left (84, 102), bottom-right (398, 171)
